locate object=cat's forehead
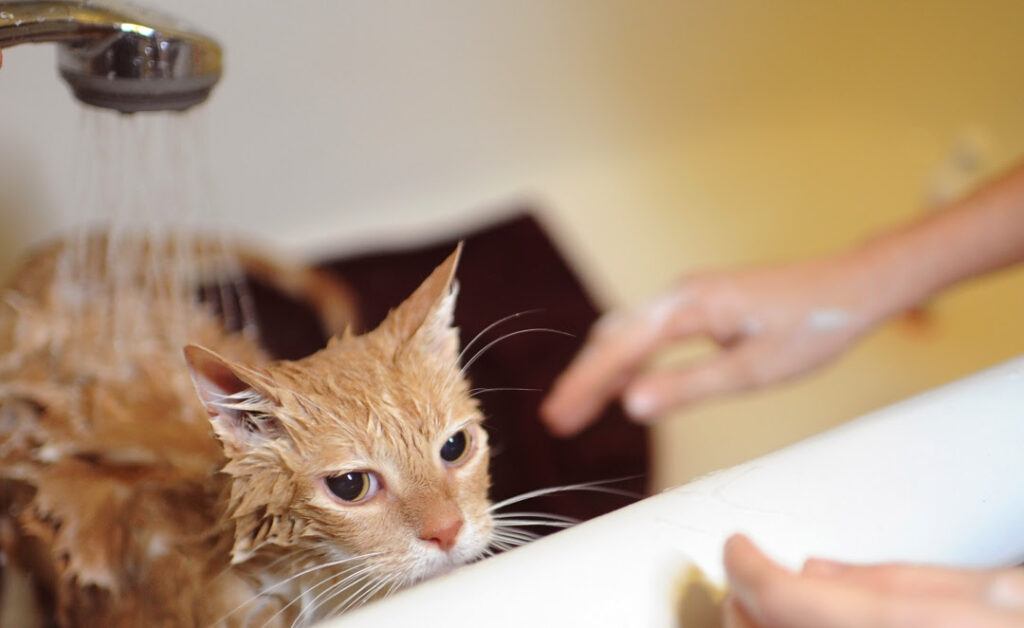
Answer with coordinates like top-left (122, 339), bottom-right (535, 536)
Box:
top-left (279, 377), bottom-right (479, 475)
top-left (266, 336), bottom-right (475, 447)
top-left (275, 340), bottom-right (458, 407)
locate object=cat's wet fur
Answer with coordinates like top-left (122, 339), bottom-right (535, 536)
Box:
top-left (0, 242), bottom-right (492, 626)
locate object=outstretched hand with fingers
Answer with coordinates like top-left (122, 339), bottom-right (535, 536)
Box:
top-left (540, 253), bottom-right (894, 436)
top-left (723, 534), bottom-right (1024, 628)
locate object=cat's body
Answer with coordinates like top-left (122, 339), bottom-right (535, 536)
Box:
top-left (0, 237), bottom-right (492, 626)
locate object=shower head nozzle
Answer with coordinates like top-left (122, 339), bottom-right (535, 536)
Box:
top-left (0, 1), bottom-right (222, 113)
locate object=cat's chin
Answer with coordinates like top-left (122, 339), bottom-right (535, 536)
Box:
top-left (408, 551), bottom-right (460, 583)
top-left (405, 543), bottom-right (481, 584)
top-left (426, 562), bottom-right (456, 578)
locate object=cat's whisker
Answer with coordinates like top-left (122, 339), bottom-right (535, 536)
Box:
top-left (270, 568), bottom-right (354, 628)
top-left (485, 486), bottom-right (644, 555)
top-left (344, 575), bottom-right (392, 615)
top-left (209, 546), bottom-right (320, 588)
top-left (287, 563), bottom-right (377, 628)
top-left (487, 476), bottom-right (642, 513)
top-left (263, 547), bottom-right (323, 575)
top-left (492, 528), bottom-right (541, 542)
top-left (214, 551), bottom-right (380, 626)
top-left (457, 308), bottom-right (544, 364)
top-left (327, 572), bottom-right (386, 619)
top-left (494, 519), bottom-right (575, 529)
top-left (332, 588), bottom-right (373, 620)
top-left (459, 327), bottom-right (574, 374)
top-left (491, 519), bottom-right (577, 529)
top-left (490, 534), bottom-right (538, 549)
top-left (270, 561), bottom-right (370, 626)
top-left (492, 537), bottom-right (533, 549)
top-left (328, 577), bottom-right (398, 619)
top-left (482, 480), bottom-right (643, 556)
top-left (219, 548), bottom-right (321, 593)
top-left (295, 560), bottom-right (388, 627)
top-left (492, 511), bottom-right (580, 524)
top-left (260, 551), bottom-right (379, 593)
top-left (488, 539), bottom-right (518, 552)
top-left (493, 517), bottom-right (577, 527)
top-left (381, 578), bottom-right (402, 602)
top-left (468, 387), bottom-right (541, 397)
top-left (366, 576), bottom-right (396, 606)
top-left (492, 526), bottom-right (541, 538)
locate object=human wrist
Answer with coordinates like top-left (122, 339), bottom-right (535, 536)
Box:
top-left (836, 232), bottom-right (942, 328)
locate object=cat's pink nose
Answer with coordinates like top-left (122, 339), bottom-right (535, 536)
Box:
top-left (419, 516), bottom-right (463, 552)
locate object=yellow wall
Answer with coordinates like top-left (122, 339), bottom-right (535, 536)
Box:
top-left (532, 2), bottom-right (1024, 487)
top-left (2, 1), bottom-right (1023, 489)
top-left (542, 1), bottom-right (1024, 488)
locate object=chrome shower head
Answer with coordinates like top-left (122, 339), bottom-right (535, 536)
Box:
top-left (0, 1), bottom-right (222, 113)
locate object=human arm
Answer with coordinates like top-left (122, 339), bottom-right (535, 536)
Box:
top-left (541, 160), bottom-right (1024, 436)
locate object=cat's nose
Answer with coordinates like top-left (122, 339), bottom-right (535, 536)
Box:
top-left (419, 515), bottom-right (464, 552)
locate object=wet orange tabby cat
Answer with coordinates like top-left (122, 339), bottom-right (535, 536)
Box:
top-left (0, 241), bottom-right (494, 626)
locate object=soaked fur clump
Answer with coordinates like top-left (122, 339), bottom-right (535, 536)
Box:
top-left (0, 238), bottom-right (494, 626)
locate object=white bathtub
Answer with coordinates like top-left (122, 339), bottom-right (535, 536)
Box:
top-left (327, 356), bottom-right (1024, 627)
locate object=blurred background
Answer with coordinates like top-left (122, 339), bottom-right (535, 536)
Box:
top-left (2, 0), bottom-right (1023, 490)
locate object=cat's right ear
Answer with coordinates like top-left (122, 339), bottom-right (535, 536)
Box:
top-left (380, 243), bottom-right (462, 360)
top-left (183, 345), bottom-right (285, 452)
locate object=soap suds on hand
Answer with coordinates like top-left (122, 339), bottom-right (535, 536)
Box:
top-left (806, 308), bottom-right (851, 332)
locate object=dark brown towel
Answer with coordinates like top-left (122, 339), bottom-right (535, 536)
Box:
top-left (248, 212), bottom-right (649, 524)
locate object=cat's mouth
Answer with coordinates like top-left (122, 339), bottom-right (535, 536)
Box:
top-left (405, 534), bottom-right (486, 584)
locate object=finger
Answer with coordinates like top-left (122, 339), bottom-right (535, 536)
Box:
top-left (540, 291), bottom-right (708, 436)
top-left (725, 534), bottom-right (849, 628)
top-left (742, 576), bottom-right (1024, 628)
top-left (987, 570), bottom-right (1024, 611)
top-left (725, 535), bottom-right (891, 628)
top-left (623, 341), bottom-right (767, 420)
top-left (723, 595), bottom-right (759, 628)
top-left (728, 538), bottom-right (1023, 628)
top-left (801, 559), bottom-right (997, 600)
top-left (723, 534), bottom-right (792, 600)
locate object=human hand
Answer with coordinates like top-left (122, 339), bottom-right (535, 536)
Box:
top-left (723, 534), bottom-right (1024, 628)
top-left (541, 253), bottom-right (895, 436)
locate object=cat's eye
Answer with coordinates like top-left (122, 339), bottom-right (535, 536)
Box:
top-left (440, 429), bottom-right (471, 464)
top-left (325, 471), bottom-right (379, 503)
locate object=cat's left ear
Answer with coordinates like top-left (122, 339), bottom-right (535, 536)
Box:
top-left (382, 243), bottom-right (462, 360)
top-left (184, 345), bottom-right (287, 453)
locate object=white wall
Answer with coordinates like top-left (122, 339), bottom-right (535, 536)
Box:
top-left (2, 1), bottom-right (1024, 488)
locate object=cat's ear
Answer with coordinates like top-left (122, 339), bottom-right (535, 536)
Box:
top-left (183, 345), bottom-right (285, 452)
top-left (382, 243), bottom-right (462, 359)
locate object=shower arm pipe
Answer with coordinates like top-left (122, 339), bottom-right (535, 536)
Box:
top-left (0, 1), bottom-right (222, 113)
top-left (0, 1), bottom-right (143, 47)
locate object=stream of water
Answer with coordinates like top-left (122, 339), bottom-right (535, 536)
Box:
top-left (50, 106), bottom-right (257, 360)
